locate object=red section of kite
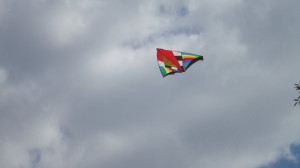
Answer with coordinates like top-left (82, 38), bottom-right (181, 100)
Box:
top-left (157, 48), bottom-right (183, 71)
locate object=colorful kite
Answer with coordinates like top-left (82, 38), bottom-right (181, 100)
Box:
top-left (157, 48), bottom-right (204, 77)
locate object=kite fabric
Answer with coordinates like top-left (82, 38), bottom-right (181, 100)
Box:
top-left (157, 48), bottom-right (204, 77)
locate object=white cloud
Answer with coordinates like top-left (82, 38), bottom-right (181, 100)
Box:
top-left (0, 142), bottom-right (31, 168)
top-left (0, 0), bottom-right (300, 168)
top-left (47, 9), bottom-right (87, 45)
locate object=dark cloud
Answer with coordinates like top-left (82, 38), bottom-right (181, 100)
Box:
top-left (0, 0), bottom-right (300, 168)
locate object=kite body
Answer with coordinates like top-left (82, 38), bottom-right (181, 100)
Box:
top-left (157, 48), bottom-right (204, 77)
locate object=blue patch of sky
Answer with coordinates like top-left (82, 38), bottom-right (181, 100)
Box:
top-left (159, 5), bottom-right (167, 14)
top-left (29, 149), bottom-right (41, 168)
top-left (168, 26), bottom-right (202, 36)
top-left (122, 36), bottom-right (155, 50)
top-left (60, 125), bottom-right (72, 141)
top-left (177, 6), bottom-right (189, 17)
top-left (159, 4), bottom-right (189, 17)
top-left (260, 144), bottom-right (300, 168)
top-left (122, 25), bottom-right (203, 50)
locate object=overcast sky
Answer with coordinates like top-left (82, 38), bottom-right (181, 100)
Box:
top-left (1, 0), bottom-right (300, 168)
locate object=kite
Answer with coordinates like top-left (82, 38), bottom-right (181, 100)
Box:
top-left (157, 48), bottom-right (204, 77)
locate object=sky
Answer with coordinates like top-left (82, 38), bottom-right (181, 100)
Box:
top-left (0, 0), bottom-right (300, 168)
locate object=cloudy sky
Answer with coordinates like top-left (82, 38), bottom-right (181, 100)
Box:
top-left (1, 0), bottom-right (300, 168)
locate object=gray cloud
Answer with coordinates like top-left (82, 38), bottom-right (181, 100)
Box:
top-left (1, 0), bottom-right (300, 168)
